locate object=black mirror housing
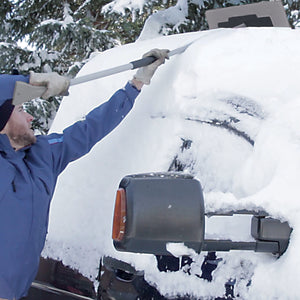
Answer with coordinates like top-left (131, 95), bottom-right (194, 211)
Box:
top-left (113, 173), bottom-right (205, 255)
top-left (113, 172), bottom-right (292, 256)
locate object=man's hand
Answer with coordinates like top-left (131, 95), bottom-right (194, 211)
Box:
top-left (133, 49), bottom-right (169, 85)
top-left (29, 71), bottom-right (70, 100)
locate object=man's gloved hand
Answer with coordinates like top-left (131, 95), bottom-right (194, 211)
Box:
top-left (133, 49), bottom-right (169, 85)
top-left (29, 71), bottom-right (70, 100)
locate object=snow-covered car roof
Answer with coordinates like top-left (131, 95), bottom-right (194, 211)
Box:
top-left (45, 27), bottom-right (300, 299)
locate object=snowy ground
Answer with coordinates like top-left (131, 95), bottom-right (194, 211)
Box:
top-left (44, 27), bottom-right (300, 299)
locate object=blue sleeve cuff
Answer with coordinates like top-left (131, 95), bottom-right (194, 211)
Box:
top-left (125, 81), bottom-right (140, 100)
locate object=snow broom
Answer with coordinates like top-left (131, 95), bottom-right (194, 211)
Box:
top-left (12, 43), bottom-right (192, 106)
top-left (112, 173), bottom-right (292, 256)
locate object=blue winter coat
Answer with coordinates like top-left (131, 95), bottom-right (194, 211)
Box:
top-left (0, 75), bottom-right (139, 299)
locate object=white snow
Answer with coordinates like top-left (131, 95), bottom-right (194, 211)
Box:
top-left (138, 5), bottom-right (188, 40)
top-left (102, 0), bottom-right (147, 15)
top-left (44, 27), bottom-right (300, 299)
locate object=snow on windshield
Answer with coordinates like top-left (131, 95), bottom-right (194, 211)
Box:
top-left (45, 27), bottom-right (300, 299)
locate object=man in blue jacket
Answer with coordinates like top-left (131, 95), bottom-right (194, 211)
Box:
top-left (0, 49), bottom-right (169, 300)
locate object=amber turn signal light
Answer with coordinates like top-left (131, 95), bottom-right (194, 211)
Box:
top-left (112, 188), bottom-right (127, 241)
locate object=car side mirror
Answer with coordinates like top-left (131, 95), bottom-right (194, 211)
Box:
top-left (112, 173), bottom-right (292, 256)
top-left (113, 173), bottom-right (205, 255)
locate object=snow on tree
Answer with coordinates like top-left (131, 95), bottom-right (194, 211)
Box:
top-left (0, 0), bottom-right (117, 133)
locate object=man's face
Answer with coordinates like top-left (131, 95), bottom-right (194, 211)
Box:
top-left (3, 105), bottom-right (36, 149)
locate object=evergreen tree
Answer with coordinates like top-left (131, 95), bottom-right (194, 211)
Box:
top-left (105, 0), bottom-right (300, 39)
top-left (102, 0), bottom-right (178, 43)
top-left (0, 0), bottom-right (117, 134)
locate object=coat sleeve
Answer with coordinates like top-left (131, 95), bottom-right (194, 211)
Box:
top-left (47, 82), bottom-right (140, 175)
top-left (0, 74), bottom-right (29, 101)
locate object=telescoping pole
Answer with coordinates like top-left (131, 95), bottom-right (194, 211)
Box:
top-left (13, 43), bottom-right (193, 105)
